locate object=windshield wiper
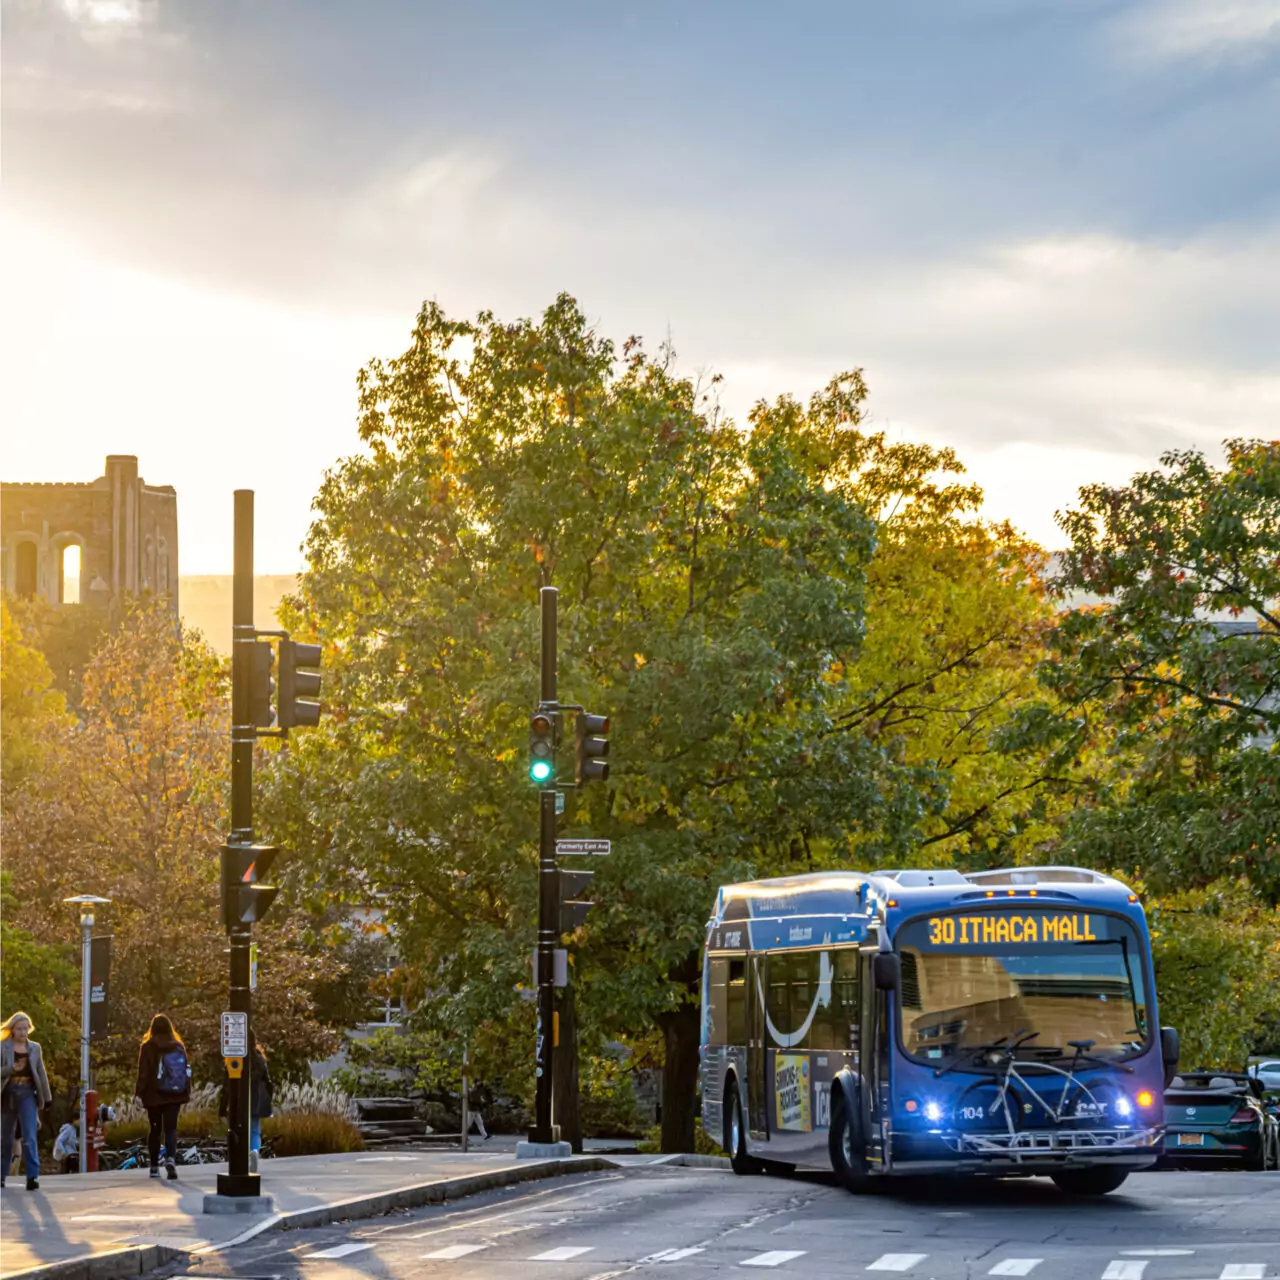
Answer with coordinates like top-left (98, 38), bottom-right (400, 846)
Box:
top-left (1038, 1039), bottom-right (1136, 1074)
top-left (932, 1030), bottom-right (1039, 1078)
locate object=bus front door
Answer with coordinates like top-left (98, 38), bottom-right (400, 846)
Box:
top-left (748, 953), bottom-right (768, 1137)
top-left (860, 949), bottom-right (886, 1167)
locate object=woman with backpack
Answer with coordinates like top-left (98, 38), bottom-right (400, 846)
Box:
top-left (134, 1014), bottom-right (191, 1179)
top-left (1, 1011), bottom-right (54, 1190)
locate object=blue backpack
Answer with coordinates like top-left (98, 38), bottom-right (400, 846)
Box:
top-left (156, 1047), bottom-right (189, 1094)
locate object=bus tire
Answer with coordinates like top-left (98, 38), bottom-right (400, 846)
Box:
top-left (1050, 1167), bottom-right (1130, 1196)
top-left (829, 1091), bottom-right (877, 1194)
top-left (724, 1079), bottom-right (760, 1176)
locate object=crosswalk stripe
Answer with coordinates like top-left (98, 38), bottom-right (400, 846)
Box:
top-left (1103, 1264), bottom-right (1147, 1280)
top-left (644, 1248), bottom-right (708, 1263)
top-left (306, 1243), bottom-right (374, 1260)
top-left (869, 1256), bottom-right (928, 1273)
top-left (530, 1246), bottom-right (594, 1261)
top-left (421, 1244), bottom-right (489, 1260)
top-left (990, 1261), bottom-right (1043, 1276)
top-left (1219, 1268), bottom-right (1265, 1280)
top-left (742, 1252), bottom-right (807, 1268)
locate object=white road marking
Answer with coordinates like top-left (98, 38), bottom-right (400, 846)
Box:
top-left (989, 1261), bottom-right (1043, 1276)
top-left (531, 1246), bottom-right (594, 1261)
top-left (868, 1256), bottom-right (928, 1273)
top-left (421, 1244), bottom-right (489, 1260)
top-left (1219, 1268), bottom-right (1265, 1280)
top-left (643, 1250), bottom-right (708, 1263)
top-left (306, 1243), bottom-right (375, 1260)
top-left (1103, 1264), bottom-right (1148, 1280)
top-left (1121, 1253), bottom-right (1194, 1258)
top-left (742, 1252), bottom-right (807, 1268)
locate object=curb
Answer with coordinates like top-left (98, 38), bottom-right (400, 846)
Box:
top-left (5, 1152), bottom-right (728, 1280)
top-left (207, 1155), bottom-right (620, 1246)
top-left (3, 1246), bottom-right (186, 1280)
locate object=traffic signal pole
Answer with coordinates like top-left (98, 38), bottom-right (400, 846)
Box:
top-left (218, 490), bottom-right (259, 1199)
top-left (530, 586), bottom-right (559, 1146)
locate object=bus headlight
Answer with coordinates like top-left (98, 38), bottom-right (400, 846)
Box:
top-left (1115, 1096), bottom-right (1133, 1119)
top-left (924, 1101), bottom-right (943, 1123)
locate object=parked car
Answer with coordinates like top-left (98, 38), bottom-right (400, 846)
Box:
top-left (1163, 1071), bottom-right (1279, 1171)
top-left (1247, 1060), bottom-right (1280, 1093)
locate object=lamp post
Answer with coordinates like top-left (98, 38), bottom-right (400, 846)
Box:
top-left (63, 895), bottom-right (111, 1173)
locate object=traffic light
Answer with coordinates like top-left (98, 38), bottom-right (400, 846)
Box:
top-left (279, 639), bottom-right (322, 731)
top-left (575, 711), bottom-right (610, 784)
top-left (529, 709), bottom-right (556, 784)
top-left (220, 843), bottom-right (280, 928)
top-left (559, 867), bottom-right (594, 932)
top-left (249, 642), bottom-right (275, 728)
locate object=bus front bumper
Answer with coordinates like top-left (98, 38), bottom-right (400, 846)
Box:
top-left (889, 1126), bottom-right (1163, 1173)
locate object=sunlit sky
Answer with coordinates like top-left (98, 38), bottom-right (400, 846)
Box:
top-left (3, 0), bottom-right (1279, 573)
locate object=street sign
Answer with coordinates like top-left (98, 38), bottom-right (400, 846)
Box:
top-left (249, 942), bottom-right (259, 991)
top-left (220, 1011), bottom-right (248, 1058)
top-left (555, 792), bottom-right (565, 815)
top-left (555, 839), bottom-right (611, 855)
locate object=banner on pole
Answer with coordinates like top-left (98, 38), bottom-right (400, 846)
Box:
top-left (89, 935), bottom-right (111, 1040)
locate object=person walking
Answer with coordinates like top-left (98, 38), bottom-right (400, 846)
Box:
top-left (247, 1029), bottom-right (273, 1173)
top-left (219, 1028), bottom-right (273, 1172)
top-left (1, 1011), bottom-right (54, 1190)
top-left (134, 1014), bottom-right (191, 1180)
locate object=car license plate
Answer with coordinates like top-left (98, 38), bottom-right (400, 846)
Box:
top-left (1177, 1133), bottom-right (1204, 1146)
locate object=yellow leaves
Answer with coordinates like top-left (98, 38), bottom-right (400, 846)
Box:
top-left (634, 652), bottom-right (647, 667)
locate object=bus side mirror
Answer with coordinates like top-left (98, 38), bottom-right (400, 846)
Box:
top-left (1161, 1026), bottom-right (1180, 1086)
top-left (873, 953), bottom-right (900, 992)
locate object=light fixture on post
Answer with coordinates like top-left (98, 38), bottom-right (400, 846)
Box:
top-left (63, 895), bottom-right (111, 1174)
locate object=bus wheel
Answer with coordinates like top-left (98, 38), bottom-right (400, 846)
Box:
top-left (829, 1093), bottom-right (876, 1194)
top-left (1050, 1168), bottom-right (1130, 1196)
top-left (724, 1080), bottom-right (760, 1176)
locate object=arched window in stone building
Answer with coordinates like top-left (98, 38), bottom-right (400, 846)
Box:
top-left (15, 541), bottom-right (38, 599)
top-left (59, 543), bottom-right (82, 605)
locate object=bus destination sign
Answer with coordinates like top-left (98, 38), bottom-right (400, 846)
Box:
top-left (925, 912), bottom-right (1105, 947)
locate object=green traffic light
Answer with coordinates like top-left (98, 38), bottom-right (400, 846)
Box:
top-left (530, 759), bottom-right (553, 783)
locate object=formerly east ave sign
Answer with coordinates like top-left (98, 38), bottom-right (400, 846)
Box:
top-left (555, 839), bottom-right (611, 856)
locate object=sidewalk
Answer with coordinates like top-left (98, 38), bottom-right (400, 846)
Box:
top-left (0, 1143), bottom-right (684, 1280)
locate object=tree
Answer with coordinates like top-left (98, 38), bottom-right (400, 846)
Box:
top-left (2, 601), bottom-right (342, 1094)
top-left (0, 870), bottom-right (77, 1063)
top-left (1, 597), bottom-right (73, 787)
top-left (267, 294), bottom-right (946, 1150)
top-left (1029, 439), bottom-right (1279, 901)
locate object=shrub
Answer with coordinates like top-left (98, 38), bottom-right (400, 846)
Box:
top-left (580, 1055), bottom-right (647, 1139)
top-left (103, 1118), bottom-right (149, 1148)
top-left (177, 1108), bottom-right (223, 1140)
top-left (261, 1113), bottom-right (364, 1156)
top-left (272, 1080), bottom-right (356, 1119)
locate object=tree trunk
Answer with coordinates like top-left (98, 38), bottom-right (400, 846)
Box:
top-left (658, 949), bottom-right (702, 1153)
top-left (552, 981), bottom-right (582, 1152)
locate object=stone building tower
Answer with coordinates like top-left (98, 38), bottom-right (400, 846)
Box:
top-left (1, 455), bottom-right (179, 614)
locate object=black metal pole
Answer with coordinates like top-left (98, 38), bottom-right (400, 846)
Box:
top-left (218, 490), bottom-right (258, 1197)
top-left (530, 587), bottom-right (558, 1144)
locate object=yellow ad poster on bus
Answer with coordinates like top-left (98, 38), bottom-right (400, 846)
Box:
top-left (774, 1054), bottom-right (811, 1131)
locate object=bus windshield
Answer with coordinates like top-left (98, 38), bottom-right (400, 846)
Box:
top-left (895, 909), bottom-right (1150, 1064)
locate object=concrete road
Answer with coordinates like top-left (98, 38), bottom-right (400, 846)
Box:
top-left (170, 1165), bottom-right (1280, 1280)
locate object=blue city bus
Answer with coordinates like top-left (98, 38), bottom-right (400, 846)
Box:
top-left (699, 866), bottom-right (1180, 1195)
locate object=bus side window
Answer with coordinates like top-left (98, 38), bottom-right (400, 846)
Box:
top-left (790, 950), bottom-right (819, 1049)
top-left (727, 958), bottom-right (747, 1045)
top-left (707, 957), bottom-right (729, 1045)
top-left (812, 949), bottom-right (857, 1052)
top-left (768, 953), bottom-right (793, 1043)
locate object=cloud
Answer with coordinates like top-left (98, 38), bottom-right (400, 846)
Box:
top-left (1108, 0), bottom-right (1280, 64)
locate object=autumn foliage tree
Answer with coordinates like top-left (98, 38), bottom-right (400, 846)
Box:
top-left (2, 600), bottom-right (341, 1096)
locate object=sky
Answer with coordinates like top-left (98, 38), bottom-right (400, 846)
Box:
top-left (3, 0), bottom-right (1279, 573)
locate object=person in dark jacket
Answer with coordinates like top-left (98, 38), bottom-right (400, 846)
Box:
top-left (134, 1014), bottom-right (191, 1179)
top-left (218, 1028), bottom-right (273, 1172)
